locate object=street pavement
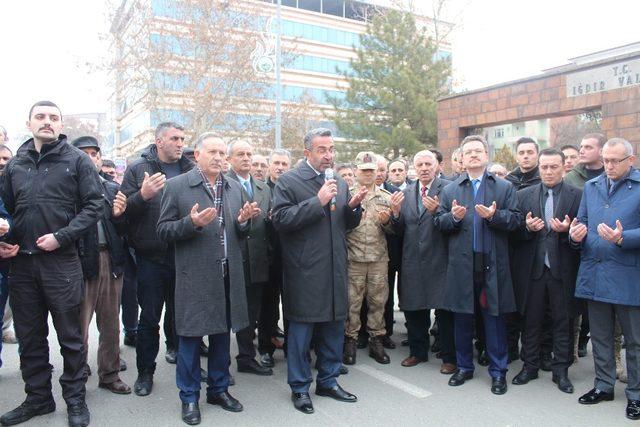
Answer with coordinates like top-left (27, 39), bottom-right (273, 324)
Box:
top-left (0, 309), bottom-right (633, 426)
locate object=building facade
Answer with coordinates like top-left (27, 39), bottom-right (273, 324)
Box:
top-left (111, 0), bottom-right (452, 157)
top-left (437, 42), bottom-right (640, 169)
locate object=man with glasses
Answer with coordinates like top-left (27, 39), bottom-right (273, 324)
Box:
top-left (435, 135), bottom-right (521, 395)
top-left (571, 138), bottom-right (640, 420)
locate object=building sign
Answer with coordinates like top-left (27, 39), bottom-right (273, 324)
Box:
top-left (566, 57), bottom-right (640, 97)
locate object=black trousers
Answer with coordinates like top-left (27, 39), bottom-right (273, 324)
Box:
top-left (522, 268), bottom-right (571, 373)
top-left (384, 262), bottom-right (400, 337)
top-left (135, 256), bottom-right (176, 374)
top-left (9, 253), bottom-right (86, 405)
top-left (236, 284), bottom-right (263, 364)
top-left (121, 249), bottom-right (138, 335)
top-left (258, 264), bottom-right (283, 356)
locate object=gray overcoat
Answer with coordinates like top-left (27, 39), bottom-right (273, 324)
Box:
top-left (393, 178), bottom-right (450, 311)
top-left (271, 161), bottom-right (362, 323)
top-left (157, 168), bottom-right (249, 336)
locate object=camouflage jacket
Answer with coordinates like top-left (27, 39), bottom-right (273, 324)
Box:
top-left (346, 185), bottom-right (393, 262)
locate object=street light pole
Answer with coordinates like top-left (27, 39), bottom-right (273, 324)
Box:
top-left (275, 0), bottom-right (282, 149)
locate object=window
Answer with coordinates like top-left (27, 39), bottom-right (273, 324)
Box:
top-left (322, 0), bottom-right (344, 16)
top-left (298, 0), bottom-right (321, 13)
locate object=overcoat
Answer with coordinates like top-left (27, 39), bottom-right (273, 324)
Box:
top-left (574, 169), bottom-right (640, 306)
top-left (393, 178), bottom-right (449, 311)
top-left (271, 161), bottom-right (362, 323)
top-left (157, 168), bottom-right (249, 336)
top-left (434, 172), bottom-right (522, 316)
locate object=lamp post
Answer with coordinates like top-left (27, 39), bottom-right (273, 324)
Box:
top-left (274, 0), bottom-right (282, 149)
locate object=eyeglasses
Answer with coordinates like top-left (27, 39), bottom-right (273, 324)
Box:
top-left (602, 155), bottom-right (631, 166)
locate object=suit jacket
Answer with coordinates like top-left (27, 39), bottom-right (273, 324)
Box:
top-left (226, 170), bottom-right (272, 284)
top-left (511, 182), bottom-right (582, 316)
top-left (157, 168), bottom-right (249, 336)
top-left (434, 171), bottom-right (522, 315)
top-left (382, 181), bottom-right (403, 270)
top-left (393, 178), bottom-right (449, 311)
top-left (272, 161), bottom-right (362, 323)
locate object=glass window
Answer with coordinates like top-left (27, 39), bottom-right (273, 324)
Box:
top-left (322, 0), bottom-right (344, 17)
top-left (298, 0), bottom-right (321, 12)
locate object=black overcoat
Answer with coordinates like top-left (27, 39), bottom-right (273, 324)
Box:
top-left (271, 161), bottom-right (362, 323)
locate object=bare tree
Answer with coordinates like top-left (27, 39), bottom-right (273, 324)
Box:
top-left (550, 112), bottom-right (601, 147)
top-left (109, 0), bottom-right (273, 141)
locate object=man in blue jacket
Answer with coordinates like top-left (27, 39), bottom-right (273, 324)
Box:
top-left (570, 137), bottom-right (640, 420)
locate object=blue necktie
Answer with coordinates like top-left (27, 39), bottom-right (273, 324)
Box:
top-left (472, 179), bottom-right (481, 198)
top-left (243, 180), bottom-right (253, 200)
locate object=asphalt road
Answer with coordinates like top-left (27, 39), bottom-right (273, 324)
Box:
top-left (0, 309), bottom-right (632, 426)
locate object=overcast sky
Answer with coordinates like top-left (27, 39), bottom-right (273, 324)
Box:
top-left (1, 0), bottom-right (638, 145)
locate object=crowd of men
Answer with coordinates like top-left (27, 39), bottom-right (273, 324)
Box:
top-left (0, 100), bottom-right (638, 426)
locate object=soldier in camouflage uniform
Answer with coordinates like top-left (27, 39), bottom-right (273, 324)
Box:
top-left (343, 152), bottom-right (402, 365)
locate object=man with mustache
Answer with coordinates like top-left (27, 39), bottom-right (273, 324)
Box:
top-left (120, 122), bottom-right (194, 396)
top-left (0, 101), bottom-right (102, 427)
top-left (272, 128), bottom-right (366, 414)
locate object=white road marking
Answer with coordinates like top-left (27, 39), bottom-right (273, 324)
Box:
top-left (353, 365), bottom-right (432, 399)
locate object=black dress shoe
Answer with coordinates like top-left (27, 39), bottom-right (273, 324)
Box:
top-left (123, 332), bottom-right (137, 347)
top-left (0, 400), bottom-right (56, 426)
top-left (579, 388), bottom-right (614, 404)
top-left (552, 374), bottom-right (574, 394)
top-left (207, 391), bottom-right (243, 412)
top-left (200, 368), bottom-right (207, 383)
top-left (134, 372), bottom-right (154, 396)
top-left (67, 402), bottom-right (90, 427)
top-left (627, 400), bottom-right (640, 420)
top-left (199, 341), bottom-right (209, 357)
top-left (166, 348), bottom-right (177, 364)
top-left (182, 402), bottom-right (201, 425)
top-left (260, 353), bottom-right (275, 368)
top-left (477, 350), bottom-right (489, 366)
top-left (448, 370), bottom-right (473, 386)
top-left (315, 384), bottom-right (357, 402)
top-left (511, 368), bottom-right (538, 385)
top-left (381, 336), bottom-right (396, 350)
top-left (356, 334), bottom-right (368, 349)
top-left (491, 377), bottom-right (507, 395)
top-left (237, 359), bottom-right (273, 376)
top-left (291, 392), bottom-right (314, 414)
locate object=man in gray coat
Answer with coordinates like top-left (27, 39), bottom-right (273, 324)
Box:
top-left (272, 128), bottom-right (366, 414)
top-left (157, 133), bottom-right (261, 425)
top-left (392, 150), bottom-right (455, 374)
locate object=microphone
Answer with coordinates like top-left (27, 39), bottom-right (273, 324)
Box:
top-left (325, 168), bottom-right (337, 212)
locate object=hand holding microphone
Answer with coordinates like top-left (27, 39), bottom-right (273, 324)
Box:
top-left (318, 168), bottom-right (337, 209)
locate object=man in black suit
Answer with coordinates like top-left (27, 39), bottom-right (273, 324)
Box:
top-left (226, 141), bottom-right (273, 376)
top-left (510, 148), bottom-right (582, 393)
